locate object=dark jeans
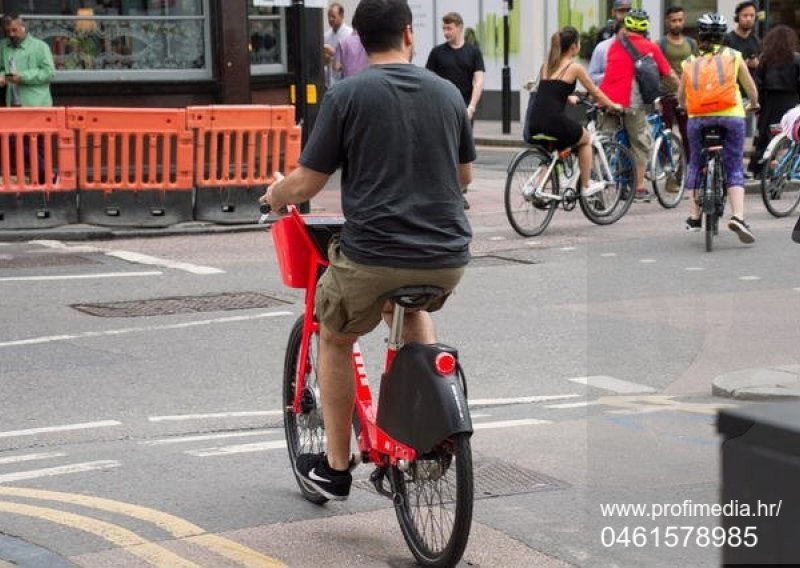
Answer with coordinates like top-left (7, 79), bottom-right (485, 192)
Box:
top-left (7, 135), bottom-right (48, 183)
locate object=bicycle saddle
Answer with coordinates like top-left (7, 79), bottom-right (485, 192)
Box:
top-left (382, 286), bottom-right (446, 309)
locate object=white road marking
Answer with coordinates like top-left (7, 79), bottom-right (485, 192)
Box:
top-left (568, 376), bottom-right (656, 394)
top-left (186, 440), bottom-right (287, 457)
top-left (140, 430), bottom-right (278, 446)
top-left (0, 311), bottom-right (293, 349)
top-left (0, 452), bottom-right (66, 465)
top-left (469, 394), bottom-right (579, 406)
top-left (546, 400), bottom-right (603, 409)
top-left (149, 410), bottom-right (283, 422)
top-left (473, 418), bottom-right (552, 430)
top-left (0, 461), bottom-right (120, 484)
top-left (106, 250), bottom-right (224, 275)
top-left (739, 275), bottom-right (761, 281)
top-left (559, 247), bottom-right (576, 252)
top-left (525, 240), bottom-right (540, 246)
top-left (0, 271), bottom-right (162, 282)
top-left (0, 421), bottom-right (121, 439)
top-left (488, 236), bottom-right (506, 241)
top-left (794, 288), bottom-right (800, 292)
top-left (29, 240), bottom-right (102, 253)
top-left (31, 240), bottom-right (224, 274)
top-left (600, 253), bottom-right (617, 257)
top-left (685, 267), bottom-right (705, 271)
top-left (640, 259), bottom-right (657, 264)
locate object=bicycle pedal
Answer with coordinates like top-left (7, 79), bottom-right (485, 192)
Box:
top-left (369, 467), bottom-right (393, 499)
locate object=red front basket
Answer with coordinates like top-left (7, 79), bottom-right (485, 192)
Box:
top-left (271, 208), bottom-right (345, 289)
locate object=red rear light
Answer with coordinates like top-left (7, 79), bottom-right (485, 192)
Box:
top-left (434, 352), bottom-right (456, 375)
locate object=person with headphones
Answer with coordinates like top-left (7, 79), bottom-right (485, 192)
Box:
top-left (598, 9), bottom-right (678, 202)
top-left (679, 13), bottom-right (759, 243)
top-left (723, 1), bottom-right (762, 177)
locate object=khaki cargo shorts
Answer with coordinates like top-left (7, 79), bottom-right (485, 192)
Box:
top-left (315, 238), bottom-right (465, 336)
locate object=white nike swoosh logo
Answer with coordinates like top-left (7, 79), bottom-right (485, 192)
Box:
top-left (308, 467), bottom-right (328, 483)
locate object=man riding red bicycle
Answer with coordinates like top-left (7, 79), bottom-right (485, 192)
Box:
top-left (260, 0), bottom-right (474, 500)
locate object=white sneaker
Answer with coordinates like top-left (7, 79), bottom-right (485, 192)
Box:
top-left (581, 180), bottom-right (605, 197)
top-left (522, 167), bottom-right (547, 200)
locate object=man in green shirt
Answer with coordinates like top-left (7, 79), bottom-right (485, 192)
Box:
top-left (0, 14), bottom-right (56, 183)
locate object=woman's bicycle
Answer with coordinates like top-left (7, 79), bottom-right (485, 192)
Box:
top-left (271, 206), bottom-right (474, 567)
top-left (647, 95), bottom-right (686, 208)
top-left (504, 99), bottom-right (636, 237)
top-left (759, 125), bottom-right (800, 218)
top-left (695, 126), bottom-right (728, 252)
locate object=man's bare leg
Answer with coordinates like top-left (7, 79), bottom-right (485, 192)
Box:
top-left (318, 323), bottom-right (357, 471)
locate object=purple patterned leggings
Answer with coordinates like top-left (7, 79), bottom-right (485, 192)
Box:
top-left (686, 116), bottom-right (746, 190)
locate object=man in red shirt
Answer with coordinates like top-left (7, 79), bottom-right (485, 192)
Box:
top-left (600, 9), bottom-right (678, 201)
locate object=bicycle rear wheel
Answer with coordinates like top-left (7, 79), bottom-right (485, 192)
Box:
top-left (504, 148), bottom-right (557, 237)
top-left (705, 212), bottom-right (716, 252)
top-left (390, 433), bottom-right (473, 567)
top-left (651, 131), bottom-right (686, 208)
top-left (283, 315), bottom-right (328, 504)
top-left (760, 136), bottom-right (800, 218)
top-left (580, 140), bottom-right (636, 225)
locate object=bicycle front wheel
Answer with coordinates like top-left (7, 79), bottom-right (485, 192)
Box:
top-left (651, 131), bottom-right (686, 208)
top-left (580, 140), bottom-right (636, 225)
top-left (283, 315), bottom-right (328, 504)
top-left (390, 433), bottom-right (474, 567)
top-left (504, 148), bottom-right (557, 237)
top-left (760, 136), bottom-right (800, 218)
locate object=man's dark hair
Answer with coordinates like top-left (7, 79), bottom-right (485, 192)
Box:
top-left (353, 0), bottom-right (412, 55)
top-left (4, 13), bottom-right (20, 23)
top-left (665, 6), bottom-right (684, 17)
top-left (735, 1), bottom-right (757, 17)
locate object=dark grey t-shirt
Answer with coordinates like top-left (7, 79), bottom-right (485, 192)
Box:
top-left (299, 63), bottom-right (475, 268)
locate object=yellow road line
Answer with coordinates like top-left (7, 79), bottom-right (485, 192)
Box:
top-left (0, 486), bottom-right (286, 567)
top-left (0, 501), bottom-right (199, 568)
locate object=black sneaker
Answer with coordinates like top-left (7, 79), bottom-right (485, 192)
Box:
top-left (728, 216), bottom-right (755, 244)
top-left (685, 217), bottom-right (702, 232)
top-left (296, 453), bottom-right (352, 501)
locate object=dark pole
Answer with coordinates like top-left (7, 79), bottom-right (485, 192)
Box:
top-left (292, 0), bottom-right (308, 143)
top-left (501, 0), bottom-right (512, 134)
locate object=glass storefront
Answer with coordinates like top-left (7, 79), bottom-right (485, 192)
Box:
top-left (248, 5), bottom-right (286, 75)
top-left (3, 0), bottom-right (212, 81)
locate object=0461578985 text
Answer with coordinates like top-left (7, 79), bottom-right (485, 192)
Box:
top-left (600, 525), bottom-right (758, 549)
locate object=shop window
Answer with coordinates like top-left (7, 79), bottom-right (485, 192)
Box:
top-left (3, 0), bottom-right (212, 81)
top-left (248, 5), bottom-right (286, 75)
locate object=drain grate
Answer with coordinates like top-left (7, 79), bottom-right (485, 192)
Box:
top-left (0, 253), bottom-right (97, 269)
top-left (352, 454), bottom-right (567, 499)
top-left (72, 291), bottom-right (292, 318)
top-left (470, 254), bottom-right (540, 267)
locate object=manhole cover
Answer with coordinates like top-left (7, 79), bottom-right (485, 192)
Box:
top-left (352, 454), bottom-right (567, 500)
top-left (72, 291), bottom-right (291, 317)
top-left (470, 254), bottom-right (540, 267)
top-left (0, 253), bottom-right (97, 269)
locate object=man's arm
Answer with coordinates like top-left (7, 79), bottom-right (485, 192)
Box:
top-left (738, 58), bottom-right (759, 107)
top-left (467, 71), bottom-right (484, 117)
top-left (20, 41), bottom-right (55, 85)
top-left (458, 162), bottom-right (472, 189)
top-left (588, 41), bottom-right (608, 85)
top-left (261, 166), bottom-right (330, 212)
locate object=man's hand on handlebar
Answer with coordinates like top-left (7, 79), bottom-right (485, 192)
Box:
top-left (257, 171), bottom-right (287, 223)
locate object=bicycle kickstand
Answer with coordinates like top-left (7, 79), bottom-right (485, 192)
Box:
top-left (369, 466), bottom-right (393, 499)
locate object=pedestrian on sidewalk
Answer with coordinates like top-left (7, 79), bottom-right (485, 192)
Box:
top-left (426, 11), bottom-right (484, 209)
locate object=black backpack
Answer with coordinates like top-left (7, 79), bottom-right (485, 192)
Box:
top-left (618, 33), bottom-right (661, 105)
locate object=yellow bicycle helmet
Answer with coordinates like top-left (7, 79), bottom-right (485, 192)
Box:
top-left (623, 9), bottom-right (650, 33)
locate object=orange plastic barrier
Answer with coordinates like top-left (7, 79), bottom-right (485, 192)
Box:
top-left (187, 105), bottom-right (301, 187)
top-left (0, 107), bottom-right (76, 192)
top-left (66, 107), bottom-right (194, 191)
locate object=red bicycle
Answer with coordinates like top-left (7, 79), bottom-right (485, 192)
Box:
top-left (270, 205), bottom-right (474, 567)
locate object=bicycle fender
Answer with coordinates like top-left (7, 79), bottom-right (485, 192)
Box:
top-left (377, 343), bottom-right (473, 454)
top-left (762, 133), bottom-right (787, 163)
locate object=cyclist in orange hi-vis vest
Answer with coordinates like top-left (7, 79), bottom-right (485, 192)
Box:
top-left (678, 13), bottom-right (759, 243)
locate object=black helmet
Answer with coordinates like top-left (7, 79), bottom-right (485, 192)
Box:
top-left (697, 13), bottom-right (727, 34)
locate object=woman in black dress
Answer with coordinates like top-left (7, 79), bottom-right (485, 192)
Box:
top-left (529, 26), bottom-right (622, 196)
top-left (752, 25), bottom-right (800, 176)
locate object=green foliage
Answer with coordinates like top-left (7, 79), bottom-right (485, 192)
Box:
top-left (580, 26), bottom-right (599, 61)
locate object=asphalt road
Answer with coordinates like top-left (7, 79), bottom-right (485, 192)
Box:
top-left (1, 147), bottom-right (798, 567)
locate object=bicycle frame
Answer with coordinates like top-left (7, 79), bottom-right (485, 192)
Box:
top-left (277, 206), bottom-right (470, 468)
